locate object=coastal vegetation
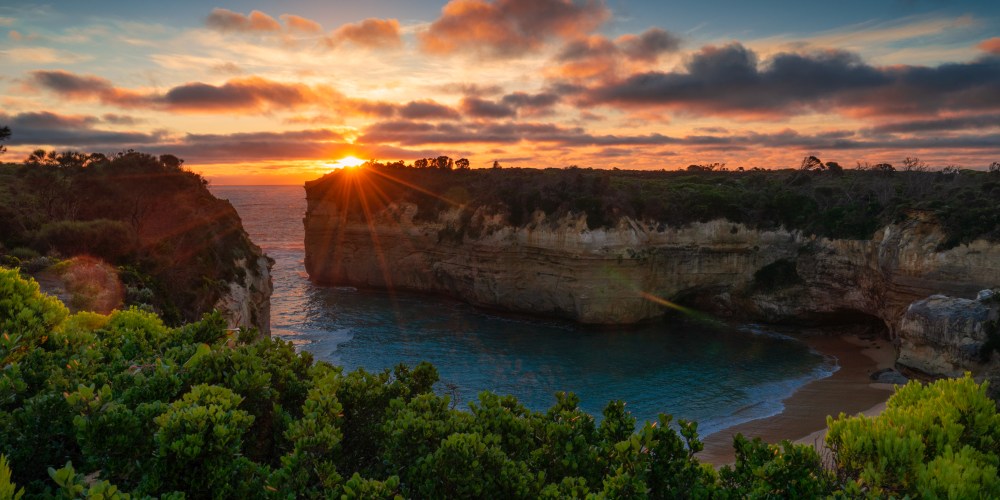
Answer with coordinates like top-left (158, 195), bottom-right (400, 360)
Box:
top-left (0, 149), bottom-right (264, 325)
top-left (308, 158), bottom-right (1000, 248)
top-left (2, 268), bottom-right (997, 498)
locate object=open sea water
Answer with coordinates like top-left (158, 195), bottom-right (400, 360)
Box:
top-left (211, 185), bottom-right (836, 436)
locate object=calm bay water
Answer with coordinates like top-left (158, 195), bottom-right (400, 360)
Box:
top-left (211, 185), bottom-right (835, 436)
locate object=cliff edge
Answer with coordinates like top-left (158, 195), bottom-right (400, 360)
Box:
top-left (304, 166), bottom-right (999, 379)
top-left (0, 151), bottom-right (272, 335)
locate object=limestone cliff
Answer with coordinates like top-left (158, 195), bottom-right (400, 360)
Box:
top-left (212, 249), bottom-right (273, 337)
top-left (897, 291), bottom-right (999, 394)
top-left (305, 196), bottom-right (999, 330)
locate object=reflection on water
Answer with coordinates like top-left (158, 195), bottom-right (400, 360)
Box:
top-left (212, 185), bottom-right (834, 436)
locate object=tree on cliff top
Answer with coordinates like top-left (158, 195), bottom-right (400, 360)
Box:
top-left (0, 126), bottom-right (10, 155)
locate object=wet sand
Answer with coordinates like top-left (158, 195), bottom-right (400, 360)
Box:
top-left (697, 333), bottom-right (897, 465)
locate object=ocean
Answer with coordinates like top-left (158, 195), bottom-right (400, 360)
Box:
top-left (211, 185), bottom-right (836, 436)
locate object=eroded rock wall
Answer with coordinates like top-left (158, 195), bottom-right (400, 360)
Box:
top-left (305, 198), bottom-right (1000, 331)
top-left (213, 252), bottom-right (273, 337)
top-left (897, 292), bottom-right (999, 394)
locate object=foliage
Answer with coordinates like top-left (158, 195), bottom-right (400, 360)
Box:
top-left (2, 270), bottom-right (998, 497)
top-left (307, 160), bottom-right (1000, 246)
top-left (0, 148), bottom-right (264, 326)
top-left (0, 455), bottom-right (24, 500)
top-left (826, 373), bottom-right (1000, 498)
top-left (719, 435), bottom-right (834, 498)
top-left (34, 219), bottom-right (136, 262)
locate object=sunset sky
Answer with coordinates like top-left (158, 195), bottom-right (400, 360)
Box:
top-left (2, 0), bottom-right (998, 184)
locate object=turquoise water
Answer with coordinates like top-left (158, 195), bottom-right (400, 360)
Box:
top-left (211, 185), bottom-right (835, 436)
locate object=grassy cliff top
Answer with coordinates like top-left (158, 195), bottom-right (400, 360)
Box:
top-left (306, 163), bottom-right (1000, 247)
top-left (0, 150), bottom-right (264, 325)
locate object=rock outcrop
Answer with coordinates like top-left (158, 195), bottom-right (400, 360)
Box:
top-left (897, 291), bottom-right (999, 392)
top-left (213, 251), bottom-right (273, 337)
top-left (304, 179), bottom-right (999, 381)
top-left (305, 197), bottom-right (999, 328)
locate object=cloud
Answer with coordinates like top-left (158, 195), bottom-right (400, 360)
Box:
top-left (159, 77), bottom-right (326, 112)
top-left (418, 0), bottom-right (609, 57)
top-left (205, 8), bottom-right (282, 33)
top-left (2, 46), bottom-right (90, 64)
top-left (29, 70), bottom-right (150, 107)
top-left (454, 93), bottom-right (561, 119)
top-left (5, 111), bottom-right (99, 129)
top-left (866, 113), bottom-right (1000, 134)
top-left (168, 129), bottom-right (345, 161)
top-left (399, 100), bottom-right (461, 120)
top-left (281, 14), bottom-right (322, 34)
top-left (30, 71), bottom-right (355, 115)
top-left (159, 130), bottom-right (436, 164)
top-left (460, 97), bottom-right (517, 118)
top-left (580, 43), bottom-right (1000, 118)
top-left (0, 111), bottom-right (165, 147)
top-left (211, 62), bottom-right (244, 75)
top-left (435, 82), bottom-right (505, 96)
top-left (551, 28), bottom-right (682, 81)
top-left (357, 117), bottom-right (1000, 159)
top-left (101, 113), bottom-right (145, 125)
top-left (326, 18), bottom-right (402, 49)
top-left (618, 28), bottom-right (682, 62)
top-left (501, 91), bottom-right (560, 114)
top-left (979, 37), bottom-right (1000, 55)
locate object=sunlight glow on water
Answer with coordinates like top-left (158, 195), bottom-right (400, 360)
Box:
top-left (212, 185), bottom-right (834, 435)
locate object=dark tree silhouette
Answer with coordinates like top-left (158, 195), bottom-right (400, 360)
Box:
top-left (435, 155), bottom-right (453, 170)
top-left (800, 156), bottom-right (824, 171)
top-left (825, 161), bottom-right (844, 176)
top-left (159, 154), bottom-right (184, 170)
top-left (414, 158), bottom-right (429, 169)
top-left (455, 158), bottom-right (470, 170)
top-left (0, 125), bottom-right (9, 155)
top-left (990, 161), bottom-right (1000, 174)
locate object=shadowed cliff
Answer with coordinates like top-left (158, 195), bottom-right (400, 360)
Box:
top-left (0, 150), bottom-right (271, 333)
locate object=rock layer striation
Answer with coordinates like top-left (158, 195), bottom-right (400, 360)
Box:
top-left (304, 192), bottom-right (999, 380)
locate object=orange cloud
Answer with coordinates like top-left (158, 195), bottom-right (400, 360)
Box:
top-left (419, 0), bottom-right (609, 57)
top-left (281, 14), bottom-right (323, 34)
top-left (979, 37), bottom-right (1000, 54)
top-left (206, 8), bottom-right (282, 33)
top-left (326, 18), bottom-right (402, 49)
top-left (548, 28), bottom-right (682, 82)
top-left (28, 70), bottom-right (465, 119)
top-left (29, 70), bottom-right (341, 114)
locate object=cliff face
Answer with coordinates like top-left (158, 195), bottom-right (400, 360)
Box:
top-left (212, 251), bottom-right (273, 337)
top-left (305, 197), bottom-right (999, 329)
top-left (897, 292), bottom-right (999, 395)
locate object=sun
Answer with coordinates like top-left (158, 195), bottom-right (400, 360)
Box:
top-left (328, 156), bottom-right (367, 170)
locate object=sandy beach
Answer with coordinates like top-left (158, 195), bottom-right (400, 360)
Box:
top-left (697, 332), bottom-right (897, 465)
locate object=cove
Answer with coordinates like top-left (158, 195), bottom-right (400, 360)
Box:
top-left (213, 185), bottom-right (835, 435)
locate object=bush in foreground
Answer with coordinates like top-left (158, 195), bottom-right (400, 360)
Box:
top-left (1, 267), bottom-right (997, 498)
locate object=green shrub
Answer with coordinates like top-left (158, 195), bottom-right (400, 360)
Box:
top-left (3, 268), bottom-right (999, 498)
top-left (6, 248), bottom-right (38, 261)
top-left (0, 455), bottom-right (24, 500)
top-left (34, 219), bottom-right (136, 262)
top-left (148, 384), bottom-right (256, 495)
top-left (827, 374), bottom-right (1000, 498)
top-left (720, 435), bottom-right (834, 498)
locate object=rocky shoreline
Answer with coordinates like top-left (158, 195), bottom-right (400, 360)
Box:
top-left (304, 187), bottom-right (1000, 389)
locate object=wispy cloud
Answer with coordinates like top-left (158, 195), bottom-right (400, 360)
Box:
top-left (2, 46), bottom-right (90, 64)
